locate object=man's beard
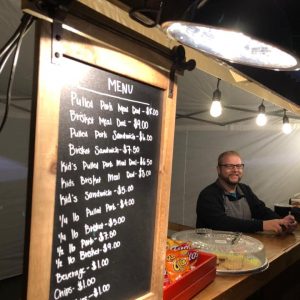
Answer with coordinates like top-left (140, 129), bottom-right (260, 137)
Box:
top-left (220, 173), bottom-right (241, 187)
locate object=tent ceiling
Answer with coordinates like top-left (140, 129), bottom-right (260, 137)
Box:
top-left (175, 67), bottom-right (300, 128)
top-left (115, 0), bottom-right (300, 108)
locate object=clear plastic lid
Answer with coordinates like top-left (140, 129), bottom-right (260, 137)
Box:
top-left (171, 229), bottom-right (267, 274)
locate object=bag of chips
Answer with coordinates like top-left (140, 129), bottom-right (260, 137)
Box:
top-left (164, 239), bottom-right (200, 284)
top-left (165, 248), bottom-right (190, 282)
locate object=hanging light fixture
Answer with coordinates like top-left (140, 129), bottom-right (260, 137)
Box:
top-left (255, 100), bottom-right (267, 126)
top-left (162, 0), bottom-right (300, 70)
top-left (282, 109), bottom-right (292, 134)
top-left (210, 78), bottom-right (222, 117)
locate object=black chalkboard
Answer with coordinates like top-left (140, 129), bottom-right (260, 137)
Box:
top-left (49, 57), bottom-right (163, 300)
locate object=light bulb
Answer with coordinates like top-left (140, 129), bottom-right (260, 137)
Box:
top-left (210, 100), bottom-right (222, 117)
top-left (282, 122), bottom-right (292, 134)
top-left (282, 110), bottom-right (292, 134)
top-left (256, 113), bottom-right (267, 126)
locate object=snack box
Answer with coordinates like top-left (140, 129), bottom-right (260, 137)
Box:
top-left (163, 252), bottom-right (217, 300)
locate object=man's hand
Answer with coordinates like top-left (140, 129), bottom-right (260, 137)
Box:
top-left (263, 218), bottom-right (295, 233)
top-left (282, 214), bottom-right (298, 232)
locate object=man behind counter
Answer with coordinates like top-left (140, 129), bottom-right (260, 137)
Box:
top-left (196, 151), bottom-right (297, 233)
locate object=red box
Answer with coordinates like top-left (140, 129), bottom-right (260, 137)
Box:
top-left (163, 252), bottom-right (217, 300)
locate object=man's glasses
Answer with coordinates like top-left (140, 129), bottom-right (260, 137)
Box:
top-left (218, 164), bottom-right (245, 170)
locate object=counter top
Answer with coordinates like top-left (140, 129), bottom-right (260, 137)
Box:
top-left (192, 226), bottom-right (300, 299)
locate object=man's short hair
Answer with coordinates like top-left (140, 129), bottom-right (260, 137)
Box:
top-left (218, 150), bottom-right (241, 165)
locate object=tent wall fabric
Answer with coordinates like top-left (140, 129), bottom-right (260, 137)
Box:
top-left (0, 1), bottom-right (32, 280)
top-left (0, 116), bottom-right (30, 280)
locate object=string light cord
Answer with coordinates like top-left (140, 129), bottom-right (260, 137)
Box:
top-left (0, 15), bottom-right (28, 60)
top-left (0, 14), bottom-right (34, 69)
top-left (0, 13), bottom-right (35, 132)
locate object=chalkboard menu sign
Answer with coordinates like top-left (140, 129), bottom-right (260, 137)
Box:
top-left (49, 57), bottom-right (163, 300)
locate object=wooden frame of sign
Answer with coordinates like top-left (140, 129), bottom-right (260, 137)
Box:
top-left (25, 16), bottom-right (176, 300)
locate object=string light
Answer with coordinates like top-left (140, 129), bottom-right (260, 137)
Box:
top-left (255, 100), bottom-right (267, 126)
top-left (210, 78), bottom-right (222, 118)
top-left (282, 109), bottom-right (292, 134)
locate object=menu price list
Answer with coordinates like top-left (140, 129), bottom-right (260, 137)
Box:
top-left (50, 59), bottom-right (162, 300)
